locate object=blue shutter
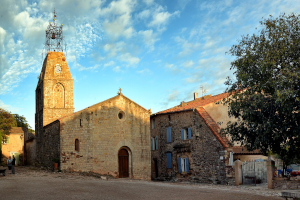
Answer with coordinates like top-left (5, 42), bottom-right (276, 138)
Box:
top-left (155, 136), bottom-right (158, 150)
top-left (188, 127), bottom-right (192, 139)
top-left (167, 127), bottom-right (172, 143)
top-left (151, 138), bottom-right (154, 150)
top-left (181, 129), bottom-right (184, 140)
top-left (178, 157), bottom-right (182, 173)
top-left (186, 158), bottom-right (189, 173)
top-left (167, 153), bottom-right (172, 168)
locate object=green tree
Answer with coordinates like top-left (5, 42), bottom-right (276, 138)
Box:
top-left (13, 114), bottom-right (34, 133)
top-left (0, 108), bottom-right (16, 162)
top-left (224, 14), bottom-right (300, 167)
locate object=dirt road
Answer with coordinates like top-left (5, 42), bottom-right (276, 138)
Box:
top-left (0, 166), bottom-right (282, 200)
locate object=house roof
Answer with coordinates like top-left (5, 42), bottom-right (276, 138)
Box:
top-left (196, 107), bottom-right (229, 148)
top-left (152, 92), bottom-right (230, 148)
top-left (155, 92), bottom-right (229, 115)
top-left (232, 146), bottom-right (262, 155)
top-left (9, 127), bottom-right (27, 134)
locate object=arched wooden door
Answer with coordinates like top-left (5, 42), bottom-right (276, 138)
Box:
top-left (118, 149), bottom-right (129, 178)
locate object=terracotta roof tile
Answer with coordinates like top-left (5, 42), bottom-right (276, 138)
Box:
top-left (156, 92), bottom-right (229, 114)
top-left (196, 107), bottom-right (229, 148)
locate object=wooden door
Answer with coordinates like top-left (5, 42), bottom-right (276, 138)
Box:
top-left (118, 149), bottom-right (129, 178)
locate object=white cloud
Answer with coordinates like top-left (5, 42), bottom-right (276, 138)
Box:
top-left (119, 53), bottom-right (140, 65)
top-left (137, 68), bottom-right (151, 74)
top-left (138, 29), bottom-right (159, 50)
top-left (74, 63), bottom-right (100, 71)
top-left (103, 61), bottom-right (115, 68)
top-left (0, 100), bottom-right (19, 112)
top-left (174, 36), bottom-right (200, 57)
top-left (165, 63), bottom-right (174, 68)
top-left (100, 0), bottom-right (136, 40)
top-left (168, 90), bottom-right (179, 101)
top-left (103, 42), bottom-right (140, 65)
top-left (103, 42), bottom-right (126, 57)
top-left (182, 60), bottom-right (194, 68)
top-left (113, 66), bottom-right (122, 72)
top-left (136, 9), bottom-right (151, 20)
top-left (148, 6), bottom-right (180, 31)
top-left (143, 0), bottom-right (154, 6)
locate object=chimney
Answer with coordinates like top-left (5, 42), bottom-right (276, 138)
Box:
top-left (194, 92), bottom-right (198, 100)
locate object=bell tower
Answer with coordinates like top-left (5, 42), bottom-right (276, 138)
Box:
top-left (35, 9), bottom-right (74, 139)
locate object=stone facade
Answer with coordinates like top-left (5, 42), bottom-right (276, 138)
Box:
top-left (35, 51), bottom-right (74, 164)
top-left (35, 51), bottom-right (151, 180)
top-left (150, 110), bottom-right (227, 184)
top-left (58, 94), bottom-right (151, 180)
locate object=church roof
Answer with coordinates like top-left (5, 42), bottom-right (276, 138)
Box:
top-left (58, 93), bottom-right (151, 121)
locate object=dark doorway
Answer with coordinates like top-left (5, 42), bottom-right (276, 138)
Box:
top-left (154, 158), bottom-right (158, 178)
top-left (118, 148), bottom-right (129, 178)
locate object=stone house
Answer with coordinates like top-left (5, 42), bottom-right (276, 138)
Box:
top-left (35, 51), bottom-right (151, 180)
top-left (150, 93), bottom-right (230, 183)
top-left (2, 127), bottom-right (28, 165)
top-left (150, 92), bottom-right (266, 183)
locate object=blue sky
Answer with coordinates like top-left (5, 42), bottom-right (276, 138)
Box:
top-left (0, 0), bottom-right (299, 130)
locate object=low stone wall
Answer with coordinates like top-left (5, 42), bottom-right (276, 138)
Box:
top-left (273, 179), bottom-right (300, 190)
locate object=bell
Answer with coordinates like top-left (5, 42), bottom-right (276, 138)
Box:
top-left (52, 33), bottom-right (55, 39)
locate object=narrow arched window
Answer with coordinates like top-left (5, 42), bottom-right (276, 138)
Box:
top-left (75, 139), bottom-right (79, 151)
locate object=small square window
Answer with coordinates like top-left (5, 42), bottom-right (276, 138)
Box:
top-left (181, 127), bottom-right (192, 140)
top-left (2, 136), bottom-right (7, 144)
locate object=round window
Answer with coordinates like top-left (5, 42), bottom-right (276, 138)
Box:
top-left (118, 111), bottom-right (125, 120)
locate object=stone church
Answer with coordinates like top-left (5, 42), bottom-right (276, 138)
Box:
top-left (35, 51), bottom-right (151, 180)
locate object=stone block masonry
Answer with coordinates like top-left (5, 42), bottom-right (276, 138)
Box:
top-left (151, 110), bottom-right (227, 184)
top-left (58, 94), bottom-right (151, 180)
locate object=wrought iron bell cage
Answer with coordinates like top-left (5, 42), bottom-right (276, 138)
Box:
top-left (43, 8), bottom-right (66, 53)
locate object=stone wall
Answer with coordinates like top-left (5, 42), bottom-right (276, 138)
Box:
top-left (38, 120), bottom-right (60, 167)
top-left (58, 94), bottom-right (151, 180)
top-left (151, 110), bottom-right (227, 184)
top-left (25, 138), bottom-right (36, 165)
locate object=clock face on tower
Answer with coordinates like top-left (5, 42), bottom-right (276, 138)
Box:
top-left (55, 64), bottom-right (62, 73)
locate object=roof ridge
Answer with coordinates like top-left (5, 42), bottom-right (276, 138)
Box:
top-left (155, 92), bottom-right (229, 115)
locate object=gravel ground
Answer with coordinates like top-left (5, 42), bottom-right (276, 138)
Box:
top-left (0, 166), bottom-right (283, 200)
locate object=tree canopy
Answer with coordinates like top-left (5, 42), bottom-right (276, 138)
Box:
top-left (224, 14), bottom-right (300, 166)
top-left (0, 108), bottom-right (16, 136)
top-left (0, 108), bottom-right (16, 161)
top-left (13, 114), bottom-right (34, 133)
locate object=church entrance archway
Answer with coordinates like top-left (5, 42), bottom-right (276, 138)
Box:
top-left (118, 148), bottom-right (129, 178)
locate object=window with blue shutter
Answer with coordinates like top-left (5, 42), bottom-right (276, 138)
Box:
top-left (166, 153), bottom-right (172, 169)
top-left (178, 157), bottom-right (182, 173)
top-left (181, 129), bottom-right (184, 140)
top-left (188, 127), bottom-right (192, 139)
top-left (179, 157), bottom-right (190, 173)
top-left (151, 137), bottom-right (154, 150)
top-left (155, 136), bottom-right (158, 150)
top-left (186, 157), bottom-right (189, 172)
top-left (167, 127), bottom-right (172, 143)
